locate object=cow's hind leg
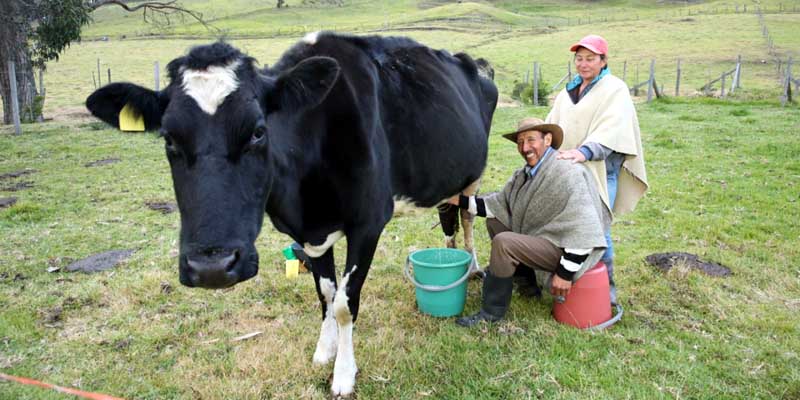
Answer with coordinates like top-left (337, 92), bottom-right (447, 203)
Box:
top-left (311, 250), bottom-right (338, 365)
top-left (459, 178), bottom-right (481, 255)
top-left (330, 228), bottom-right (381, 397)
top-left (437, 203), bottom-right (459, 248)
top-left (459, 179), bottom-right (484, 275)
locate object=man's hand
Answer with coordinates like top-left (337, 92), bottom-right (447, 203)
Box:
top-left (556, 149), bottom-right (586, 163)
top-left (551, 275), bottom-right (572, 300)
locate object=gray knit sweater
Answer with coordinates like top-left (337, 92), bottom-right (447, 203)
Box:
top-left (484, 151), bottom-right (610, 280)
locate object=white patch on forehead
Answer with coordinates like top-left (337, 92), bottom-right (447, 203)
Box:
top-left (304, 230), bottom-right (344, 258)
top-left (303, 31), bottom-right (320, 45)
top-left (180, 59), bottom-right (241, 115)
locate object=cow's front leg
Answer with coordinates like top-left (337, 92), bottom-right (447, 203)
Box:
top-left (311, 250), bottom-right (338, 365)
top-left (330, 229), bottom-right (380, 397)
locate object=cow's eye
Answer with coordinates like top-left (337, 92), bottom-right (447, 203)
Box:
top-left (250, 126), bottom-right (267, 147)
top-left (160, 129), bottom-right (179, 154)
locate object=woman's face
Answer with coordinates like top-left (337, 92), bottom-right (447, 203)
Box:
top-left (574, 47), bottom-right (607, 83)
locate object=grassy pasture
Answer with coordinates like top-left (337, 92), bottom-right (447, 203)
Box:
top-left (2, 100), bottom-right (799, 399)
top-left (37, 1), bottom-right (799, 115)
top-left (2, 0), bottom-right (800, 399)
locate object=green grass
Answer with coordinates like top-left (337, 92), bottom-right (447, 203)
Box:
top-left (2, 1), bottom-right (800, 398)
top-left (2, 98), bottom-right (799, 399)
top-left (34, 0), bottom-right (800, 115)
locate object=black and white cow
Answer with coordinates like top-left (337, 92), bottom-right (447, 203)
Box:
top-left (86, 32), bottom-right (497, 396)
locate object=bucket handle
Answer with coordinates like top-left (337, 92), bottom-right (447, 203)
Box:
top-left (403, 256), bottom-right (472, 292)
top-left (588, 303), bottom-right (624, 330)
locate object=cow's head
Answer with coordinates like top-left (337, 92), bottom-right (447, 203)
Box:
top-left (86, 42), bottom-right (340, 288)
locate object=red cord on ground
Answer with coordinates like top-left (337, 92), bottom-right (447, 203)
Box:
top-left (0, 372), bottom-right (126, 400)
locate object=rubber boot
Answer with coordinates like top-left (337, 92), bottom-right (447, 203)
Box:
top-left (455, 271), bottom-right (513, 327)
top-left (513, 265), bottom-right (542, 299)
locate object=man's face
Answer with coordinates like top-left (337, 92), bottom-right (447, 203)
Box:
top-left (516, 130), bottom-right (552, 167)
top-left (574, 47), bottom-right (607, 82)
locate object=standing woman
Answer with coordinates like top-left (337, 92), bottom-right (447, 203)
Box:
top-left (546, 34), bottom-right (649, 304)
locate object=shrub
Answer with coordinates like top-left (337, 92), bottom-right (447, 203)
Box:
top-left (511, 79), bottom-right (550, 106)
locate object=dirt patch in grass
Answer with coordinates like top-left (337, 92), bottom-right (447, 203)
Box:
top-left (84, 158), bottom-right (121, 167)
top-left (48, 106), bottom-right (94, 123)
top-left (1, 181), bottom-right (34, 191)
top-left (0, 197), bottom-right (17, 209)
top-left (0, 169), bottom-right (37, 180)
top-left (645, 252), bottom-right (732, 277)
top-left (65, 249), bottom-right (134, 273)
top-left (145, 201), bottom-right (177, 214)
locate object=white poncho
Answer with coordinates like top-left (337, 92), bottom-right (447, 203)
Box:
top-left (546, 74), bottom-right (649, 215)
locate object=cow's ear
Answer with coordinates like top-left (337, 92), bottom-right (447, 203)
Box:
top-left (86, 83), bottom-right (169, 131)
top-left (271, 56), bottom-right (340, 112)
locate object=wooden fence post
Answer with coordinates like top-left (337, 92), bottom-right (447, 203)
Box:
top-left (567, 61), bottom-right (572, 81)
top-left (783, 57), bottom-right (793, 106)
top-left (533, 62), bottom-right (540, 106)
top-left (154, 61), bottom-right (160, 91)
top-left (675, 58), bottom-right (681, 97)
top-left (107, 68), bottom-right (111, 85)
top-left (721, 73), bottom-right (726, 98)
top-left (647, 59), bottom-right (655, 102)
top-left (622, 60), bottom-right (627, 84)
top-left (735, 54), bottom-right (742, 89)
top-left (634, 63), bottom-right (640, 96)
top-left (8, 60), bottom-right (22, 135)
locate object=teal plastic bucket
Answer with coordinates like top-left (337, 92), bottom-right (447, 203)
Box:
top-left (404, 248), bottom-right (472, 317)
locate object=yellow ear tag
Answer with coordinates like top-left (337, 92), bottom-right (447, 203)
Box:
top-left (285, 259), bottom-right (300, 279)
top-left (119, 103), bottom-right (145, 131)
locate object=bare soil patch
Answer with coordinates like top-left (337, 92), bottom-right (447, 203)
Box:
top-left (1, 181), bottom-right (34, 192)
top-left (0, 169), bottom-right (36, 180)
top-left (0, 197), bottom-right (17, 209)
top-left (84, 158), bottom-right (121, 168)
top-left (47, 106), bottom-right (94, 123)
top-left (645, 252), bottom-right (732, 277)
top-left (65, 249), bottom-right (134, 273)
top-left (145, 201), bottom-right (177, 214)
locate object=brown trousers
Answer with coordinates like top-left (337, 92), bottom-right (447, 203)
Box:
top-left (486, 219), bottom-right (562, 278)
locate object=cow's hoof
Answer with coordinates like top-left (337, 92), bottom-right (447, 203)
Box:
top-left (331, 366), bottom-right (357, 397)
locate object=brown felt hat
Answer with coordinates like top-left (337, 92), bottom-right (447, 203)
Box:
top-left (502, 117), bottom-right (564, 149)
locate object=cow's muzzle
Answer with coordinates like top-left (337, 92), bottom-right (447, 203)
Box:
top-left (180, 247), bottom-right (257, 288)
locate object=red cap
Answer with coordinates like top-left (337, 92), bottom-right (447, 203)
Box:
top-left (569, 34), bottom-right (608, 55)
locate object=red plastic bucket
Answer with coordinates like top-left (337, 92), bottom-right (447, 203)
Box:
top-left (553, 262), bottom-right (616, 329)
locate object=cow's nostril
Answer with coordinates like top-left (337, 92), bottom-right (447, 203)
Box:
top-left (226, 249), bottom-right (240, 273)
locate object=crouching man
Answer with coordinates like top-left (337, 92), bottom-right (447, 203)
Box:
top-left (448, 117), bottom-right (610, 327)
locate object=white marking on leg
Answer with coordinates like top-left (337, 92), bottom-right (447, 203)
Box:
top-left (445, 234), bottom-right (456, 248)
top-left (460, 208), bottom-right (475, 253)
top-left (302, 31), bottom-right (320, 45)
top-left (304, 230), bottom-right (344, 258)
top-left (331, 266), bottom-right (358, 397)
top-left (180, 59), bottom-right (241, 115)
top-left (313, 278), bottom-right (337, 365)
